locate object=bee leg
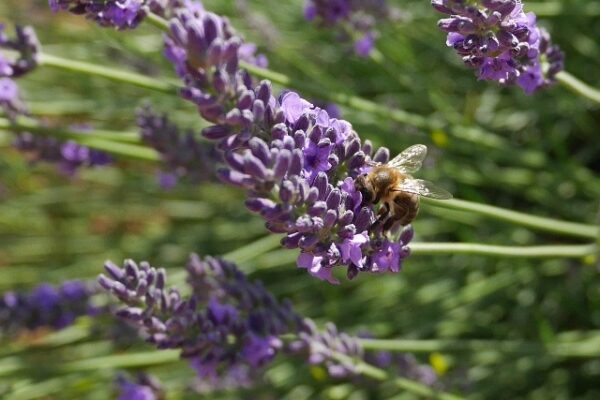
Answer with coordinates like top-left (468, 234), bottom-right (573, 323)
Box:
top-left (383, 214), bottom-right (400, 231)
top-left (371, 202), bottom-right (391, 230)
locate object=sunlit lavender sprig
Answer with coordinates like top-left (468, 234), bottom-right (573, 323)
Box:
top-left (116, 372), bottom-right (164, 400)
top-left (137, 105), bottom-right (220, 188)
top-left (99, 255), bottom-right (370, 381)
top-left (0, 24), bottom-right (40, 78)
top-left (304, 0), bottom-right (400, 57)
top-left (0, 281), bottom-right (97, 335)
top-left (432, 0), bottom-right (564, 93)
top-left (163, 3), bottom-right (413, 283)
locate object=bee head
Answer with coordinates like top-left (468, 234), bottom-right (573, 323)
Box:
top-left (355, 174), bottom-right (374, 204)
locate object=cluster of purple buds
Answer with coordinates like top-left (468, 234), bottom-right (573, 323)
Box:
top-left (163, 3), bottom-right (413, 283)
top-left (137, 105), bottom-right (220, 188)
top-left (304, 0), bottom-right (397, 57)
top-left (98, 255), bottom-right (303, 381)
top-left (49, 0), bottom-right (146, 30)
top-left (432, 0), bottom-right (564, 93)
top-left (0, 24), bottom-right (40, 78)
top-left (99, 255), bottom-right (383, 383)
top-left (0, 281), bottom-right (97, 335)
top-left (116, 372), bottom-right (164, 400)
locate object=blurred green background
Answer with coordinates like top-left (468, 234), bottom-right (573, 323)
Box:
top-left (1, 0), bottom-right (599, 399)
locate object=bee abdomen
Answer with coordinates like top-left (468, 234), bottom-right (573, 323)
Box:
top-left (393, 193), bottom-right (419, 226)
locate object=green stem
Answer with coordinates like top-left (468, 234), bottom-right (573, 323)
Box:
top-left (39, 53), bottom-right (180, 95)
top-left (411, 242), bottom-right (597, 258)
top-left (359, 338), bottom-right (600, 358)
top-left (0, 117), bottom-right (159, 161)
top-left (325, 346), bottom-right (464, 400)
top-left (0, 116), bottom-right (140, 143)
top-left (421, 198), bottom-right (598, 240)
top-left (60, 349), bottom-right (180, 372)
top-left (145, 10), bottom-right (171, 31)
top-left (556, 71), bottom-right (600, 105)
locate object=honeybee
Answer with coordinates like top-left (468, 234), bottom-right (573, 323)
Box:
top-left (355, 144), bottom-right (452, 230)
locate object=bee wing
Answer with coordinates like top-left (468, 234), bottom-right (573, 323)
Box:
top-left (393, 179), bottom-right (453, 199)
top-left (387, 144), bottom-right (428, 174)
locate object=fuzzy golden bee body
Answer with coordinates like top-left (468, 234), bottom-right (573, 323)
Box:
top-left (355, 144), bottom-right (452, 230)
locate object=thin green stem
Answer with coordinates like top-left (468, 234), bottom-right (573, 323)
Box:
top-left (325, 346), bottom-right (464, 400)
top-left (39, 53), bottom-right (180, 95)
top-left (0, 116), bottom-right (140, 143)
top-left (0, 117), bottom-right (159, 161)
top-left (411, 242), bottom-right (598, 258)
top-left (145, 10), bottom-right (171, 31)
top-left (421, 198), bottom-right (598, 240)
top-left (556, 71), bottom-right (600, 105)
top-left (359, 338), bottom-right (600, 358)
top-left (60, 349), bottom-right (180, 372)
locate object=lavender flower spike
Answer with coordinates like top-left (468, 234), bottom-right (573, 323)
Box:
top-left (100, 255), bottom-right (373, 382)
top-left (433, 0), bottom-right (564, 93)
top-left (0, 281), bottom-right (97, 335)
top-left (164, 2), bottom-right (414, 283)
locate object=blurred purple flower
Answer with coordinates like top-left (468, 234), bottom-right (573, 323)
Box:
top-left (433, 0), bottom-right (564, 93)
top-left (162, 3), bottom-right (413, 283)
top-left (117, 373), bottom-right (164, 400)
top-left (0, 24), bottom-right (40, 78)
top-left (304, 0), bottom-right (397, 57)
top-left (14, 131), bottom-right (113, 176)
top-left (137, 105), bottom-right (220, 187)
top-left (0, 281), bottom-right (97, 335)
top-left (0, 41), bottom-right (112, 177)
top-left (0, 77), bottom-right (26, 118)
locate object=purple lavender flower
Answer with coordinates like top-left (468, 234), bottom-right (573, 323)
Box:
top-left (433, 0), bottom-right (564, 93)
top-left (304, 0), bottom-right (397, 57)
top-left (116, 373), bottom-right (164, 400)
top-left (98, 255), bottom-right (301, 380)
top-left (0, 281), bottom-right (97, 335)
top-left (137, 105), bottom-right (220, 187)
top-left (99, 255), bottom-right (368, 381)
top-left (0, 24), bottom-right (40, 78)
top-left (49, 0), bottom-right (146, 30)
top-left (0, 77), bottom-right (26, 118)
top-left (14, 131), bottom-right (113, 176)
top-left (162, 4), bottom-right (413, 283)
